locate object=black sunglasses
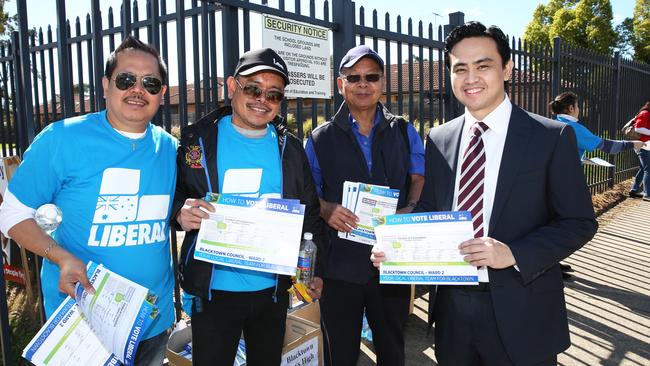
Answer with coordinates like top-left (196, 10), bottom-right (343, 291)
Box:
top-left (234, 78), bottom-right (284, 104)
top-left (112, 72), bottom-right (163, 95)
top-left (342, 73), bottom-right (382, 83)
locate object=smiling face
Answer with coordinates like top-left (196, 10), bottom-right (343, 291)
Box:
top-left (449, 36), bottom-right (513, 121)
top-left (227, 72), bottom-right (285, 130)
top-left (338, 57), bottom-right (385, 113)
top-left (102, 49), bottom-right (166, 133)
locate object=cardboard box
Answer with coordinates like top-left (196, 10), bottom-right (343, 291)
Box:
top-left (281, 315), bottom-right (322, 365)
top-left (166, 322), bottom-right (192, 366)
top-left (287, 301), bottom-right (320, 328)
top-left (166, 302), bottom-right (324, 366)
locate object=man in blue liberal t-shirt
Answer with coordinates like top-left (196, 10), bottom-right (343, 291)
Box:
top-left (172, 48), bottom-right (324, 366)
top-left (304, 45), bottom-right (425, 366)
top-left (0, 36), bottom-right (177, 365)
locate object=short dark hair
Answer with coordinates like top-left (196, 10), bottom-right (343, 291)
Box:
top-left (104, 36), bottom-right (168, 84)
top-left (549, 92), bottom-right (578, 115)
top-left (444, 21), bottom-right (511, 69)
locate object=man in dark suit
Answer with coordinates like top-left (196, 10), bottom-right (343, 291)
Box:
top-left (372, 21), bottom-right (597, 365)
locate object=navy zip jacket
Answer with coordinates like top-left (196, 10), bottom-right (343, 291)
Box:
top-left (310, 102), bottom-right (412, 284)
top-left (172, 106), bottom-right (326, 300)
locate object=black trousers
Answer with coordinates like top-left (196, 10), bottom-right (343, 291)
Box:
top-left (320, 277), bottom-right (410, 366)
top-left (190, 287), bottom-right (289, 366)
top-left (435, 286), bottom-right (557, 366)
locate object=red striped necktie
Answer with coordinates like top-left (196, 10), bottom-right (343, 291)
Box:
top-left (458, 121), bottom-right (489, 238)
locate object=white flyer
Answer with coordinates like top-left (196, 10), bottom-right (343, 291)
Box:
top-left (338, 182), bottom-right (399, 245)
top-left (22, 261), bottom-right (158, 366)
top-left (194, 194), bottom-right (306, 276)
top-left (375, 211), bottom-right (479, 285)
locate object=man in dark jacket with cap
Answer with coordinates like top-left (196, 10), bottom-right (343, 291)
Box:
top-left (304, 45), bottom-right (425, 366)
top-left (172, 48), bottom-right (324, 366)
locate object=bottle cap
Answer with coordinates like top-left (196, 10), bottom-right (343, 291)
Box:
top-left (303, 232), bottom-right (313, 241)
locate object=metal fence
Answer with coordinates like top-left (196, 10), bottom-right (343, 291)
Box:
top-left (1, 0), bottom-right (650, 362)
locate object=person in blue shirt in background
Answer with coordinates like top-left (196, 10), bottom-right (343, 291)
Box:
top-left (550, 91), bottom-right (643, 280)
top-left (550, 92), bottom-right (643, 162)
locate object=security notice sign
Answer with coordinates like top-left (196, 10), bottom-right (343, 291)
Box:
top-left (262, 15), bottom-right (331, 99)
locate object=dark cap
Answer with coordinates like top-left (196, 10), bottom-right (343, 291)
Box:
top-left (339, 45), bottom-right (385, 72)
top-left (234, 48), bottom-right (290, 85)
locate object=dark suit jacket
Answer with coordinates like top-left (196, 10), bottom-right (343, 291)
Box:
top-left (419, 103), bottom-right (598, 365)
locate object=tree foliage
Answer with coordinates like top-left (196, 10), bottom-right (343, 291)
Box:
top-left (523, 0), bottom-right (616, 54)
top-left (632, 0), bottom-right (650, 63)
top-left (615, 18), bottom-right (634, 57)
top-left (0, 0), bottom-right (17, 38)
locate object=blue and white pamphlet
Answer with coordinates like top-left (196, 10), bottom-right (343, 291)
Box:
top-left (339, 181), bottom-right (400, 245)
top-left (194, 194), bottom-right (306, 276)
top-left (22, 261), bottom-right (158, 366)
top-left (374, 211), bottom-right (479, 285)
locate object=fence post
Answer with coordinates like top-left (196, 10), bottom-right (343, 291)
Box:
top-left (11, 32), bottom-right (24, 154)
top-left (332, 0), bottom-right (355, 110)
top-left (551, 36), bottom-right (561, 99)
top-left (610, 51), bottom-right (622, 187)
top-left (221, 3), bottom-right (239, 105)
top-left (56, 0), bottom-right (74, 118)
top-left (122, 0), bottom-right (132, 37)
top-left (443, 12), bottom-right (464, 121)
top-left (0, 265), bottom-right (12, 366)
top-left (91, 0), bottom-right (105, 111)
top-left (175, 0), bottom-right (187, 125)
top-left (16, 0), bottom-right (36, 149)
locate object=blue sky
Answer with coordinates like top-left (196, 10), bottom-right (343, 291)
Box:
top-left (6, 0), bottom-right (637, 40)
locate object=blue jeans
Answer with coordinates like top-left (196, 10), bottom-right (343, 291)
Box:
top-left (633, 149), bottom-right (650, 197)
top-left (134, 328), bottom-right (171, 366)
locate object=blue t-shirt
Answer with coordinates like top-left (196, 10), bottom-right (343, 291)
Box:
top-left (556, 115), bottom-right (602, 160)
top-left (9, 110), bottom-right (178, 340)
top-left (305, 106), bottom-right (425, 197)
top-left (211, 115), bottom-right (282, 292)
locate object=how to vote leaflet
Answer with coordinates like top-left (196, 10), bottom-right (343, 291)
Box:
top-left (194, 194), bottom-right (305, 276)
top-left (374, 211), bottom-right (479, 285)
top-left (339, 181), bottom-right (399, 245)
top-left (22, 261), bottom-right (158, 366)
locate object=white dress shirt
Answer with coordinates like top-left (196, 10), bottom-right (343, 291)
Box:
top-left (453, 95), bottom-right (512, 282)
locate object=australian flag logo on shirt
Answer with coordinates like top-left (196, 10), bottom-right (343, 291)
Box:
top-left (87, 168), bottom-right (169, 247)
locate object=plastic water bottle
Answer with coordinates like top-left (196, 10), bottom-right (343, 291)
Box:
top-left (361, 312), bottom-right (373, 342)
top-left (35, 204), bottom-right (62, 234)
top-left (297, 232), bottom-right (317, 284)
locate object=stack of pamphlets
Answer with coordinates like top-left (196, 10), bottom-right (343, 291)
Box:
top-left (22, 261), bottom-right (158, 366)
top-left (178, 339), bottom-right (246, 365)
top-left (339, 181), bottom-right (400, 245)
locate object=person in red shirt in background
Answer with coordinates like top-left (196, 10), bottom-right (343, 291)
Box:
top-left (630, 99), bottom-right (650, 201)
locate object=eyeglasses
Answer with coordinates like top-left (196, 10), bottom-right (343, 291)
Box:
top-left (112, 72), bottom-right (163, 95)
top-left (234, 78), bottom-right (284, 104)
top-left (341, 73), bottom-right (382, 83)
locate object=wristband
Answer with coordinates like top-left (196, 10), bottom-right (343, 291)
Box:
top-left (43, 241), bottom-right (57, 261)
top-left (407, 201), bottom-right (417, 208)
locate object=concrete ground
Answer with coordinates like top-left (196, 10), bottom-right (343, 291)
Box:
top-left (357, 197), bottom-right (650, 366)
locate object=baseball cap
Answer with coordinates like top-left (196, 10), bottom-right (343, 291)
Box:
top-left (234, 48), bottom-right (290, 85)
top-left (339, 45), bottom-right (385, 72)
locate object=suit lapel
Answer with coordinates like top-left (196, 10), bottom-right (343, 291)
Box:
top-left (489, 104), bottom-right (532, 234)
top-left (442, 117), bottom-right (464, 210)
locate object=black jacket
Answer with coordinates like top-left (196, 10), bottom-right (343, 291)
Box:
top-left (310, 102), bottom-right (412, 284)
top-left (172, 106), bottom-right (326, 299)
